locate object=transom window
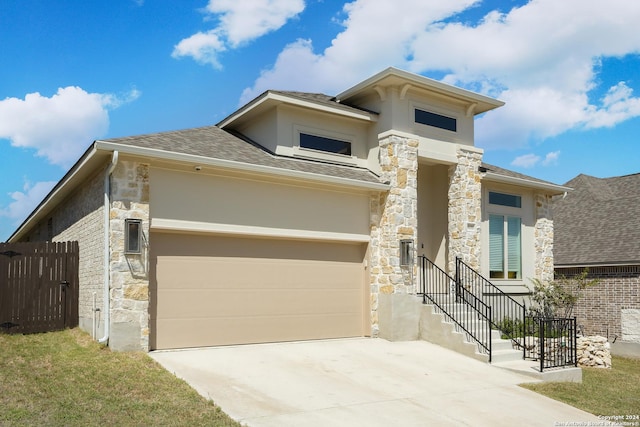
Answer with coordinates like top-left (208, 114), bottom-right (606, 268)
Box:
top-left (299, 133), bottom-right (351, 156)
top-left (489, 214), bottom-right (522, 279)
top-left (489, 191), bottom-right (521, 208)
top-left (414, 109), bottom-right (457, 132)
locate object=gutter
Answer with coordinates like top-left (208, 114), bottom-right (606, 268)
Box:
top-left (483, 171), bottom-right (572, 194)
top-left (98, 151), bottom-right (119, 345)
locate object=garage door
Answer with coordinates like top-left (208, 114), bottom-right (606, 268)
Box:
top-left (150, 233), bottom-right (368, 350)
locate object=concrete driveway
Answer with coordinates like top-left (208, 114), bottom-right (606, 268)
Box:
top-left (150, 338), bottom-right (599, 427)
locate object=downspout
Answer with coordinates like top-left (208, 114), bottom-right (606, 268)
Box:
top-left (98, 150), bottom-right (119, 344)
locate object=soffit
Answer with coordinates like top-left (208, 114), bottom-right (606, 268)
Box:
top-left (336, 67), bottom-right (504, 115)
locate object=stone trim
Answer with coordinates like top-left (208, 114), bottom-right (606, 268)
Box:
top-left (369, 134), bottom-right (418, 336)
top-left (447, 148), bottom-right (482, 275)
top-left (534, 193), bottom-right (554, 283)
top-left (109, 161), bottom-right (151, 351)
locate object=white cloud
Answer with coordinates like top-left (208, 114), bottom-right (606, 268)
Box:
top-left (173, 31), bottom-right (226, 68)
top-left (0, 181), bottom-right (56, 226)
top-left (511, 153), bottom-right (540, 168)
top-left (0, 86), bottom-right (139, 168)
top-left (173, 0), bottom-right (305, 67)
top-left (511, 151), bottom-right (560, 168)
top-left (542, 151), bottom-right (560, 166)
top-left (239, 0), bottom-right (478, 103)
top-left (239, 0), bottom-right (640, 148)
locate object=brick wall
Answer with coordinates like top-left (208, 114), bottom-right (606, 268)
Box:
top-left (555, 265), bottom-right (640, 343)
top-left (23, 165), bottom-right (106, 337)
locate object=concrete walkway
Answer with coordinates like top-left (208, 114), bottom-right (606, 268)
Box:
top-left (150, 338), bottom-right (599, 427)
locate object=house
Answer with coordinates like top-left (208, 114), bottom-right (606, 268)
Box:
top-left (8, 67), bottom-right (569, 351)
top-left (554, 173), bottom-right (640, 352)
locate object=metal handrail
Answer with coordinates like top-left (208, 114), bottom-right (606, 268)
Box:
top-left (455, 257), bottom-right (527, 356)
top-left (527, 317), bottom-right (578, 371)
top-left (419, 256), bottom-right (493, 361)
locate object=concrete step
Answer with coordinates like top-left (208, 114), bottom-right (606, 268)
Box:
top-left (492, 338), bottom-right (516, 352)
top-left (491, 359), bottom-right (583, 383)
top-left (491, 348), bottom-right (524, 363)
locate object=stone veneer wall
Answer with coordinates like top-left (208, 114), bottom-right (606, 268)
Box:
top-left (369, 134), bottom-right (418, 336)
top-left (447, 148), bottom-right (482, 276)
top-left (24, 166), bottom-right (105, 337)
top-left (555, 266), bottom-right (640, 343)
top-left (109, 161), bottom-right (151, 351)
top-left (534, 193), bottom-right (554, 283)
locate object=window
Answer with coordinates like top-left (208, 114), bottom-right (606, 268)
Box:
top-left (415, 109), bottom-right (457, 132)
top-left (300, 133), bottom-right (351, 156)
top-left (489, 214), bottom-right (521, 279)
top-left (489, 191), bottom-right (521, 208)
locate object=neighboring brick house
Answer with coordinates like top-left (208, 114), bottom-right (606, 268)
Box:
top-left (554, 173), bottom-right (640, 348)
top-left (8, 67), bottom-right (568, 351)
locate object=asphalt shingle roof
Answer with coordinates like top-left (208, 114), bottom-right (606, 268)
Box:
top-left (553, 173), bottom-right (640, 265)
top-left (102, 125), bottom-right (383, 184)
top-left (481, 162), bottom-right (562, 188)
top-left (270, 91), bottom-right (378, 116)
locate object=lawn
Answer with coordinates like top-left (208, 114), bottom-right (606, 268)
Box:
top-left (521, 356), bottom-right (640, 417)
top-left (0, 328), bottom-right (241, 426)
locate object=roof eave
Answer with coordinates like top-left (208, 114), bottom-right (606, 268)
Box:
top-left (483, 171), bottom-right (572, 194)
top-left (7, 143), bottom-right (108, 242)
top-left (217, 91), bottom-right (378, 129)
top-left (555, 261), bottom-right (640, 268)
top-left (96, 140), bottom-right (389, 192)
top-left (336, 67), bottom-right (505, 115)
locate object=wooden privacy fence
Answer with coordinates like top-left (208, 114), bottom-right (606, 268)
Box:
top-left (0, 241), bottom-right (79, 334)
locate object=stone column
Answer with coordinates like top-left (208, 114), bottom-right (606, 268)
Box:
top-left (370, 133), bottom-right (419, 339)
top-left (447, 148), bottom-right (483, 276)
top-left (109, 161), bottom-right (150, 351)
top-left (534, 193), bottom-right (554, 283)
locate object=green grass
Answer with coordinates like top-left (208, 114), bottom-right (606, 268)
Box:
top-left (521, 356), bottom-right (640, 416)
top-left (0, 328), bottom-right (241, 427)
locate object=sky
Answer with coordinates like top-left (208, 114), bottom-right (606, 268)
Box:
top-left (1, 0), bottom-right (640, 241)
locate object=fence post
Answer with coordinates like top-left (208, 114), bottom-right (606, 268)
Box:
top-left (539, 318), bottom-right (544, 372)
top-left (455, 257), bottom-right (460, 303)
top-left (573, 317), bottom-right (578, 367)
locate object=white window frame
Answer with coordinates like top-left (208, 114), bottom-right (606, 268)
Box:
top-left (410, 101), bottom-right (460, 136)
top-left (487, 191), bottom-right (523, 281)
top-left (292, 125), bottom-right (358, 165)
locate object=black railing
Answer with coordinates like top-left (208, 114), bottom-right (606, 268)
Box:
top-left (419, 256), bottom-right (493, 361)
top-left (522, 317), bottom-right (577, 371)
top-left (455, 258), bottom-right (527, 356)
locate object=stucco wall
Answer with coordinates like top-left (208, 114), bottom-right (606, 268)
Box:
top-left (417, 164), bottom-right (449, 267)
top-left (150, 167), bottom-right (371, 238)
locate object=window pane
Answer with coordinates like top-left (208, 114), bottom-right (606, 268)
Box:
top-left (415, 109), bottom-right (457, 132)
top-left (507, 216), bottom-right (521, 279)
top-left (489, 192), bottom-right (521, 208)
top-left (489, 214), bottom-right (504, 278)
top-left (300, 133), bottom-right (351, 155)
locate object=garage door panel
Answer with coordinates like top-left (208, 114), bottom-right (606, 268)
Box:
top-left (156, 288), bottom-right (363, 318)
top-left (157, 258), bottom-right (362, 290)
top-left (151, 232), bottom-right (367, 350)
top-left (155, 312), bottom-right (363, 349)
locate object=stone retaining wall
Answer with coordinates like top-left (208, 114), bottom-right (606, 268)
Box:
top-left (577, 335), bottom-right (612, 368)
